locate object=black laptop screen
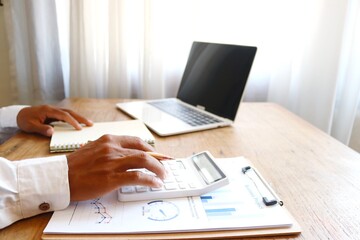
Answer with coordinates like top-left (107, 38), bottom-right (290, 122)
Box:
top-left (177, 42), bottom-right (257, 121)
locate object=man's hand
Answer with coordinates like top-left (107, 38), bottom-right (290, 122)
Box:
top-left (66, 135), bottom-right (166, 201)
top-left (17, 105), bottom-right (93, 137)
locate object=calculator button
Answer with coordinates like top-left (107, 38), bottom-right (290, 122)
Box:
top-left (175, 177), bottom-right (184, 182)
top-left (172, 170), bottom-right (181, 176)
top-left (164, 183), bottom-right (178, 190)
top-left (169, 165), bottom-right (178, 170)
top-left (178, 183), bottom-right (187, 189)
top-left (163, 179), bottom-right (175, 183)
top-left (121, 186), bottom-right (135, 193)
top-left (188, 182), bottom-right (197, 188)
top-left (177, 162), bottom-right (186, 169)
top-left (136, 186), bottom-right (149, 192)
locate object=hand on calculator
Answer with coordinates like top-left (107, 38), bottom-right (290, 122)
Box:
top-left (118, 151), bottom-right (229, 202)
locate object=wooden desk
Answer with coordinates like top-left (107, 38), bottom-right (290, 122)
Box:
top-left (1, 98), bottom-right (360, 239)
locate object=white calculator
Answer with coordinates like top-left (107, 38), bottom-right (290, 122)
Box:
top-left (118, 151), bottom-right (229, 202)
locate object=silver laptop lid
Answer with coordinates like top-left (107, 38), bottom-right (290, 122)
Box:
top-left (177, 42), bottom-right (257, 121)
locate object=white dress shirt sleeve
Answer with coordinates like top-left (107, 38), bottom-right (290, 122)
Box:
top-left (0, 155), bottom-right (70, 229)
top-left (0, 105), bottom-right (28, 128)
top-left (0, 105), bottom-right (29, 143)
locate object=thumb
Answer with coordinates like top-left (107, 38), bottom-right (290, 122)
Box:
top-left (33, 124), bottom-right (54, 137)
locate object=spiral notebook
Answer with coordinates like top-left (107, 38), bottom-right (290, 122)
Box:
top-left (49, 120), bottom-right (155, 153)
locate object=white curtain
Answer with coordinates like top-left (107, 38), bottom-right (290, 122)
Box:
top-left (56, 0), bottom-right (194, 99)
top-left (4, 0), bottom-right (64, 105)
top-left (332, 0), bottom-right (360, 146)
top-left (4, 0), bottom-right (360, 150)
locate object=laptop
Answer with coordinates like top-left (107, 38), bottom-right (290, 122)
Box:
top-left (116, 41), bottom-right (257, 136)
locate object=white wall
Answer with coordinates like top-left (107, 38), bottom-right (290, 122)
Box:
top-left (0, 6), bottom-right (13, 106)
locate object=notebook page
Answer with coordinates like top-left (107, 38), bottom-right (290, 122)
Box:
top-left (49, 120), bottom-right (155, 152)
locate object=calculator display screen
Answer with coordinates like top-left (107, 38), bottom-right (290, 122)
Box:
top-left (192, 153), bottom-right (226, 184)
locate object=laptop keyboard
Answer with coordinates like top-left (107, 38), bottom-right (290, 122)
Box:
top-left (148, 100), bottom-right (222, 126)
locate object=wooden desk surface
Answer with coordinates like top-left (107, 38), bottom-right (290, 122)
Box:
top-left (1, 98), bottom-right (360, 239)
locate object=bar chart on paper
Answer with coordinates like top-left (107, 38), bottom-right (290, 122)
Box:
top-left (201, 195), bottom-right (237, 218)
top-left (199, 189), bottom-right (270, 225)
top-left (200, 166), bottom-right (272, 222)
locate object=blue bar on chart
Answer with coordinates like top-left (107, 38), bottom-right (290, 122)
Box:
top-left (205, 207), bottom-right (236, 217)
top-left (200, 195), bottom-right (213, 203)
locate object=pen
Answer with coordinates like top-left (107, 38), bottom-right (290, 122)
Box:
top-left (242, 166), bottom-right (283, 206)
top-left (146, 151), bottom-right (174, 160)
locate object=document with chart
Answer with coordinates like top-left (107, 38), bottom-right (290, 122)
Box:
top-left (44, 157), bottom-right (295, 234)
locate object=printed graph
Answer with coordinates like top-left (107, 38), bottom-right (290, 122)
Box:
top-left (200, 183), bottom-right (263, 221)
top-left (91, 198), bottom-right (113, 224)
top-left (200, 190), bottom-right (240, 219)
top-left (68, 196), bottom-right (114, 225)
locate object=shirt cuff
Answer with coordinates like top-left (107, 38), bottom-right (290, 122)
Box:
top-left (0, 105), bottom-right (29, 128)
top-left (18, 155), bottom-right (70, 218)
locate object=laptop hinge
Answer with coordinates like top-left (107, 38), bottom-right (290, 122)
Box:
top-left (196, 105), bottom-right (205, 110)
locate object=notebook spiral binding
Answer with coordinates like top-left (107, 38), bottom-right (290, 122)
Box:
top-left (50, 138), bottom-right (155, 153)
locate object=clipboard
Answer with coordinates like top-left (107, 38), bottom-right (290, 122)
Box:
top-left (42, 222), bottom-right (301, 240)
top-left (42, 157), bottom-right (301, 239)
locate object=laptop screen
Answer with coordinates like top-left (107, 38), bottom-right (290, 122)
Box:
top-left (177, 42), bottom-right (257, 121)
